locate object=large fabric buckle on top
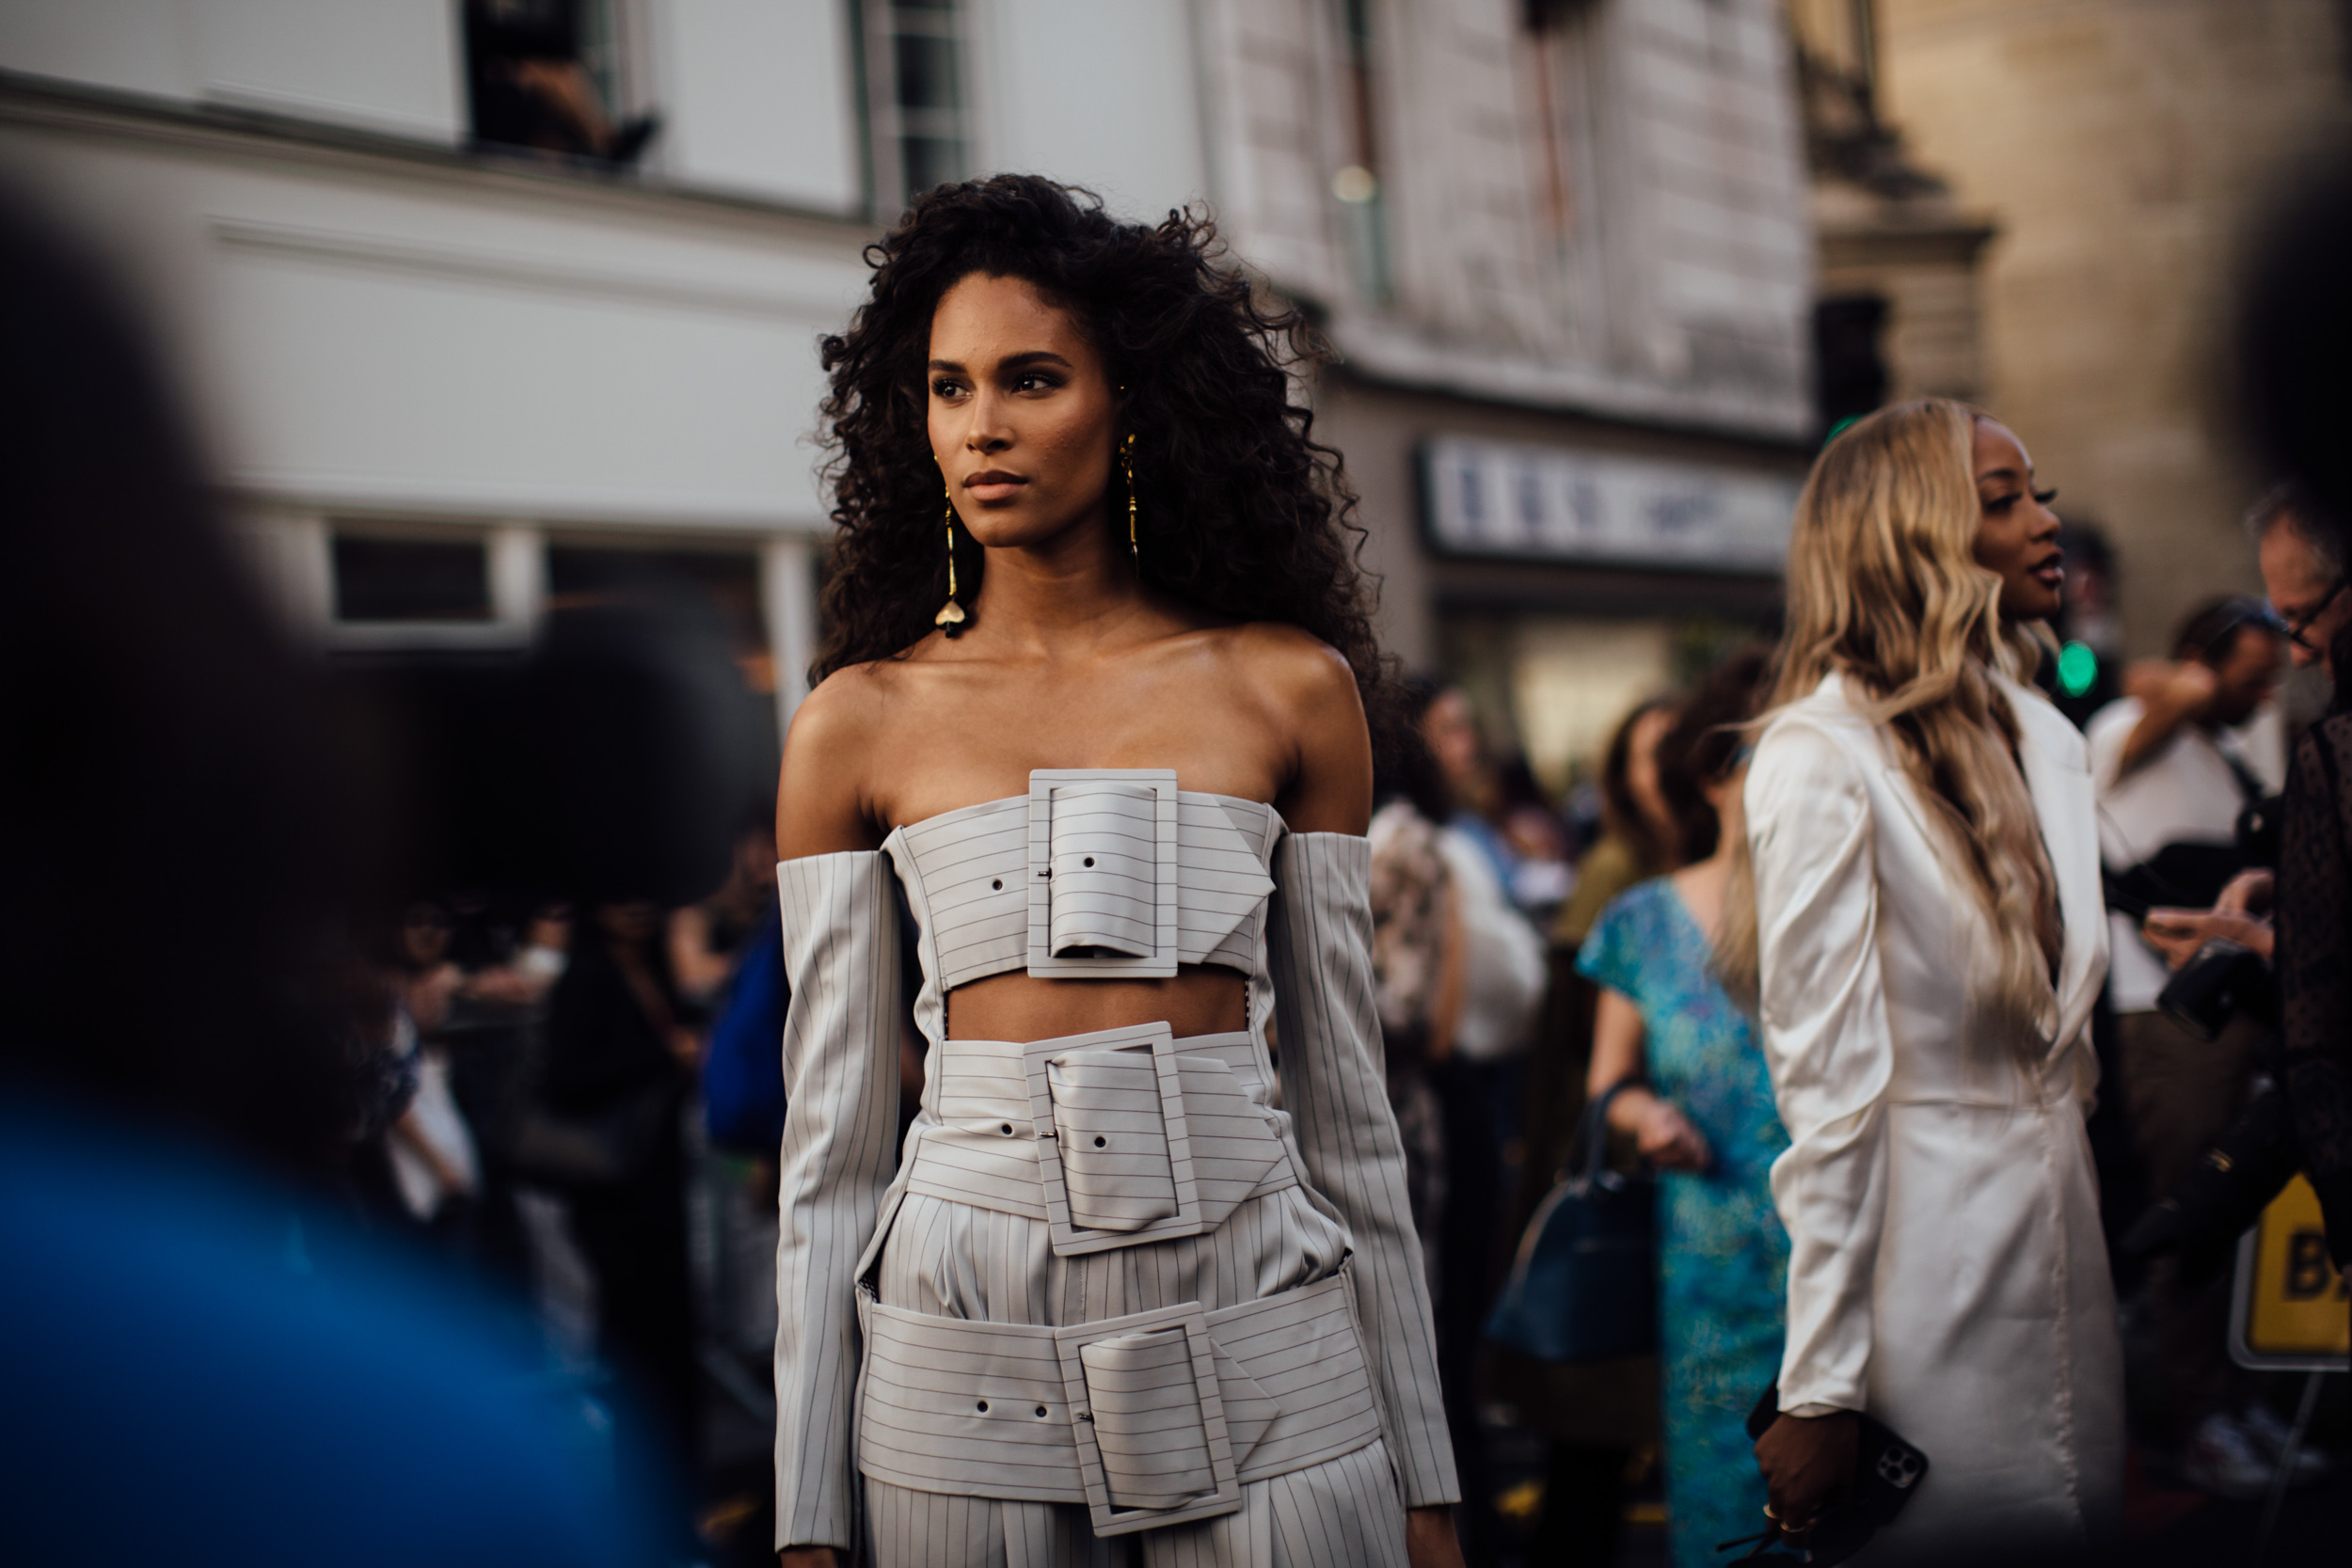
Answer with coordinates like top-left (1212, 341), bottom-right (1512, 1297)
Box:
top-left (1022, 1022), bottom-right (1208, 1256)
top-left (1052, 1302), bottom-right (1243, 1536)
top-left (1026, 769), bottom-right (1180, 978)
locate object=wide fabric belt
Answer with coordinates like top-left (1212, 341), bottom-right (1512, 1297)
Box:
top-left (906, 1024), bottom-right (1300, 1257)
top-left (854, 1271), bottom-right (1385, 1536)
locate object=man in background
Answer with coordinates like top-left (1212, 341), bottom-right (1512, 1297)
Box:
top-left (2090, 594), bottom-right (2286, 1495)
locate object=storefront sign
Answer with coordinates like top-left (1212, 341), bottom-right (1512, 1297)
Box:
top-left (1419, 436), bottom-right (1800, 573)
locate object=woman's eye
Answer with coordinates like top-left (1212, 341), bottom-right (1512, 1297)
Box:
top-left (1984, 492), bottom-right (2020, 513)
top-left (931, 378), bottom-right (964, 400)
top-left (2032, 486), bottom-right (2058, 505)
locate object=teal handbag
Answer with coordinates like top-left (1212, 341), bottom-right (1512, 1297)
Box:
top-left (1483, 1080), bottom-right (1657, 1363)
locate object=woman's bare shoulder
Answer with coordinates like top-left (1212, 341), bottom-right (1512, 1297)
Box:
top-left (1216, 624), bottom-right (1370, 833)
top-left (787, 659), bottom-right (898, 759)
top-left (778, 659), bottom-right (903, 856)
top-left (1216, 622), bottom-right (1361, 719)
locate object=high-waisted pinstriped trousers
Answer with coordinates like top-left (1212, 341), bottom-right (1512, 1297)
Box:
top-left (861, 1190), bottom-right (1411, 1568)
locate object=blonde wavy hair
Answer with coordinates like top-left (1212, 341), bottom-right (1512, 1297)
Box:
top-left (1717, 399), bottom-right (2062, 1041)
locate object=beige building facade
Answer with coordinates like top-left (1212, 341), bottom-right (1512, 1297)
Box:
top-left (0, 0), bottom-right (1820, 795)
top-left (1865, 0), bottom-right (2352, 656)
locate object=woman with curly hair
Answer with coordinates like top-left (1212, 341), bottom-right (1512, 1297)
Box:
top-left (771, 176), bottom-right (1459, 1568)
top-left (1728, 401), bottom-right (2121, 1555)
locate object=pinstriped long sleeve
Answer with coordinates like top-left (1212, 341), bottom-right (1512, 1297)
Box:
top-left (773, 852), bottom-right (903, 1551)
top-left (1267, 832), bottom-right (1459, 1508)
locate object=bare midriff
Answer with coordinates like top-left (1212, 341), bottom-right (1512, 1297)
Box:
top-left (946, 964), bottom-right (1247, 1043)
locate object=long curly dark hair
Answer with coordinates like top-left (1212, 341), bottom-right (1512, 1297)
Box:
top-left (814, 175), bottom-right (1397, 750)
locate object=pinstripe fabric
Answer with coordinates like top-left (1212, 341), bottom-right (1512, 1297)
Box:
top-left (885, 786), bottom-right (1279, 1004)
top-left (878, 1187), bottom-right (1342, 1328)
top-left (903, 1030), bottom-right (1297, 1242)
top-left (1266, 834), bottom-right (1458, 1509)
top-left (773, 852), bottom-right (906, 1551)
top-left (865, 1438), bottom-right (1406, 1568)
top-left (858, 1265), bottom-right (1383, 1500)
top-left (774, 782), bottom-right (1453, 1559)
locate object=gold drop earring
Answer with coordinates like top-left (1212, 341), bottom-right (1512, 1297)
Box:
top-left (935, 484), bottom-right (967, 637)
top-left (1120, 433), bottom-right (1138, 562)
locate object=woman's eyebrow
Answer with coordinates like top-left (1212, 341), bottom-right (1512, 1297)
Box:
top-left (926, 351), bottom-right (1073, 372)
top-left (1976, 465), bottom-right (2026, 484)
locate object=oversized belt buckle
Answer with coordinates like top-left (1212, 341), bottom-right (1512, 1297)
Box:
top-left (1023, 1023), bottom-right (1207, 1257)
top-left (1052, 1302), bottom-right (1242, 1536)
top-left (1025, 769), bottom-right (1180, 978)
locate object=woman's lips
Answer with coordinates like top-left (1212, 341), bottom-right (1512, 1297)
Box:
top-left (964, 471), bottom-right (1026, 503)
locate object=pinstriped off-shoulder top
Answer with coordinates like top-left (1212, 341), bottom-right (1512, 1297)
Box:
top-left (882, 770), bottom-right (1285, 1048)
top-left (771, 768), bottom-right (1458, 1551)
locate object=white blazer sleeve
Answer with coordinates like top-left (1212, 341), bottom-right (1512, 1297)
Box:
top-left (772, 851), bottom-right (904, 1550)
top-left (1746, 720), bottom-right (1896, 1417)
top-left (1267, 832), bottom-right (1461, 1508)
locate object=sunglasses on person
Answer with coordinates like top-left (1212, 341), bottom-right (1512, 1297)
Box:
top-left (2270, 578), bottom-right (2346, 654)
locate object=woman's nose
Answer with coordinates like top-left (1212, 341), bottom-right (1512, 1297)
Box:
top-left (960, 388), bottom-right (1013, 451)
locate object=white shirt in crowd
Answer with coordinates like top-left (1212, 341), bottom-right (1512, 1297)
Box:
top-left (1434, 826), bottom-right (1547, 1062)
top-left (2086, 699), bottom-right (2284, 1013)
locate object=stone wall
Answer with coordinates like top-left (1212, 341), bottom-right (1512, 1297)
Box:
top-left (1875, 0), bottom-right (2352, 654)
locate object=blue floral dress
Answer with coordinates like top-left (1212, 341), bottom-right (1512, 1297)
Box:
top-left (1578, 878), bottom-right (1790, 1568)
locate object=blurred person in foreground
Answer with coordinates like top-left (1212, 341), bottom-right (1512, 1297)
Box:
top-left (0, 192), bottom-right (650, 1566)
top-left (1727, 400), bottom-right (2120, 1556)
top-left (2232, 153), bottom-right (2352, 1284)
top-left (2088, 594), bottom-right (2289, 1494)
top-left (1517, 696), bottom-right (1682, 1568)
top-left (1580, 648), bottom-right (1787, 1568)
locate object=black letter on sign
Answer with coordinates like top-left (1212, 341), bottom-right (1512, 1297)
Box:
top-left (2285, 1230), bottom-right (2331, 1299)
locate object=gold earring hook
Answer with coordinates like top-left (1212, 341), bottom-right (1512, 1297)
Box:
top-left (936, 480), bottom-right (966, 636)
top-left (1120, 433), bottom-right (1138, 562)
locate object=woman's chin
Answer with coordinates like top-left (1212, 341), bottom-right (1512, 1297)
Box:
top-left (2001, 589), bottom-right (2064, 624)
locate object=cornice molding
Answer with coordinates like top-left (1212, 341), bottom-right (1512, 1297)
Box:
top-left (0, 70), bottom-right (879, 251)
top-left (1322, 311), bottom-right (1815, 448)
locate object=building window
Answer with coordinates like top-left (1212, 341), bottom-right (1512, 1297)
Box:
top-left (1332, 0), bottom-right (1392, 307)
top-left (1814, 293), bottom-right (1890, 436)
top-left (462, 0), bottom-right (658, 168)
top-left (859, 0), bottom-right (972, 212)
top-left (332, 534), bottom-right (494, 624)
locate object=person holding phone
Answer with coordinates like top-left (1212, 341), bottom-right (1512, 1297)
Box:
top-left (2087, 596), bottom-right (2286, 1493)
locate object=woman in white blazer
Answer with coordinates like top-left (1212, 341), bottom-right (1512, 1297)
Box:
top-left (1728, 400), bottom-right (2122, 1556)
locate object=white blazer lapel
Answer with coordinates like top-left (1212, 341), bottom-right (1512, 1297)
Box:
top-left (2004, 675), bottom-right (2109, 1048)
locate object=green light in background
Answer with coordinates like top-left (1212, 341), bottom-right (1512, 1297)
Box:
top-left (2058, 641), bottom-right (2098, 698)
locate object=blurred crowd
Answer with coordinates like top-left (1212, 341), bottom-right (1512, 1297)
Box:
top-left (1364, 485), bottom-right (2351, 1566)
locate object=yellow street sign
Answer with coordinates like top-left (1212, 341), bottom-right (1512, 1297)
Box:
top-left (2230, 1174), bottom-right (2351, 1371)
